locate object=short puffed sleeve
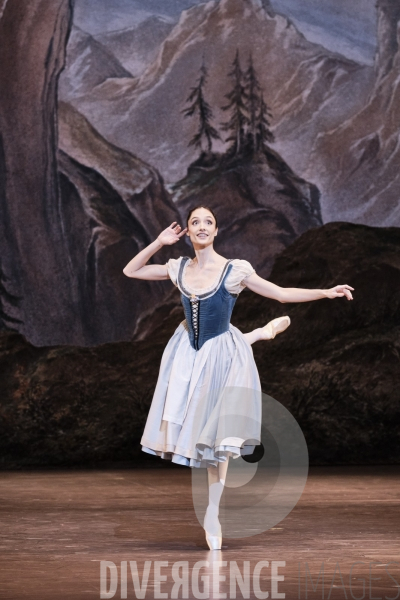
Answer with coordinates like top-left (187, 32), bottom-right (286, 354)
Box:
top-left (165, 257), bottom-right (183, 287)
top-left (225, 259), bottom-right (256, 294)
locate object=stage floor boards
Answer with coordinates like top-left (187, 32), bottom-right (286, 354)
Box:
top-left (0, 465), bottom-right (399, 600)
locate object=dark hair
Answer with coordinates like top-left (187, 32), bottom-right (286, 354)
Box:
top-left (186, 205), bottom-right (218, 228)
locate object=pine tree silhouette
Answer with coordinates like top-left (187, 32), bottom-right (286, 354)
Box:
top-left (182, 58), bottom-right (221, 154)
top-left (220, 49), bottom-right (249, 156)
top-left (244, 52), bottom-right (262, 152)
top-left (256, 91), bottom-right (275, 151)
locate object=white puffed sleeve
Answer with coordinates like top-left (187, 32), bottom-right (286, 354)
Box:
top-left (225, 259), bottom-right (256, 294)
top-left (165, 257), bottom-right (182, 287)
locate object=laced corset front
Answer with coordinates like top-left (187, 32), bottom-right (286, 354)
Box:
top-left (177, 257), bottom-right (237, 351)
top-left (183, 260), bottom-right (230, 347)
top-left (189, 294), bottom-right (200, 345)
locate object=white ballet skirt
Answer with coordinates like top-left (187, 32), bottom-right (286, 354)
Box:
top-left (140, 258), bottom-right (262, 468)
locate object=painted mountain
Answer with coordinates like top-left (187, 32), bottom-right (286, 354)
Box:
top-left (59, 0), bottom-right (373, 196)
top-left (59, 25), bottom-right (133, 100)
top-left (96, 15), bottom-right (176, 77)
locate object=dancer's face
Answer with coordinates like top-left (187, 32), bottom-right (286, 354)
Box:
top-left (187, 208), bottom-right (218, 247)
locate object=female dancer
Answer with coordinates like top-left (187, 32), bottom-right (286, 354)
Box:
top-left (123, 206), bottom-right (354, 550)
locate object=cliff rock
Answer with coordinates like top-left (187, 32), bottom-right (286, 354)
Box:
top-left (306, 0), bottom-right (400, 226)
top-left (0, 0), bottom-right (78, 345)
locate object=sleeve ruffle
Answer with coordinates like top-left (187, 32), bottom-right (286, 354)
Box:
top-left (166, 257), bottom-right (182, 287)
top-left (226, 259), bottom-right (256, 294)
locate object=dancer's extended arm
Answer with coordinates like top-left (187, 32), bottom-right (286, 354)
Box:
top-left (243, 273), bottom-right (354, 303)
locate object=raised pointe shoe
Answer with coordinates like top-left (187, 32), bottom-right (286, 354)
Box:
top-left (204, 509), bottom-right (222, 550)
top-left (260, 316), bottom-right (291, 340)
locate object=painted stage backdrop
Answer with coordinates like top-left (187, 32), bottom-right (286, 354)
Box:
top-left (0, 0), bottom-right (399, 467)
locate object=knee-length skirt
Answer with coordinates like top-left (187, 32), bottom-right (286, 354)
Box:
top-left (140, 320), bottom-right (262, 468)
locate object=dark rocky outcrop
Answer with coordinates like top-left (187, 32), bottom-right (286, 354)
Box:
top-left (235, 221), bottom-right (400, 464)
top-left (1, 222), bottom-right (399, 468)
top-left (58, 102), bottom-right (182, 344)
top-left (172, 148), bottom-right (322, 278)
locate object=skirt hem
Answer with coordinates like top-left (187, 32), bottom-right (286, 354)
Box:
top-left (141, 437), bottom-right (259, 469)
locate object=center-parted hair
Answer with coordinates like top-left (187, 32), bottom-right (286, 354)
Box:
top-left (186, 205), bottom-right (218, 228)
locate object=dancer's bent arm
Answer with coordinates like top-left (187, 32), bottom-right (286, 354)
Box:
top-left (122, 222), bottom-right (186, 280)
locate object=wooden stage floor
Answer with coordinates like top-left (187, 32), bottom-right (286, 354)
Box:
top-left (0, 465), bottom-right (399, 600)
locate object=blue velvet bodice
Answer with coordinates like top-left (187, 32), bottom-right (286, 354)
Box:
top-left (177, 257), bottom-right (238, 351)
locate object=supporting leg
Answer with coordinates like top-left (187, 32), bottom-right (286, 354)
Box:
top-left (204, 455), bottom-right (230, 549)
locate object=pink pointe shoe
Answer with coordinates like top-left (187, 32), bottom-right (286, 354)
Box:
top-left (260, 316), bottom-right (291, 340)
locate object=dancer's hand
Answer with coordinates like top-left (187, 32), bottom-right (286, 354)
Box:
top-left (325, 285), bottom-right (354, 300)
top-left (157, 222), bottom-right (187, 246)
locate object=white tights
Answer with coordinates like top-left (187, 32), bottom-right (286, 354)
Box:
top-left (204, 453), bottom-right (231, 535)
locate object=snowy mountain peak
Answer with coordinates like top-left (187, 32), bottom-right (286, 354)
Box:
top-left (218, 0), bottom-right (272, 16)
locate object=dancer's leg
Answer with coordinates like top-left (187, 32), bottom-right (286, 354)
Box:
top-left (204, 455), bottom-right (230, 536)
top-left (243, 328), bottom-right (263, 345)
